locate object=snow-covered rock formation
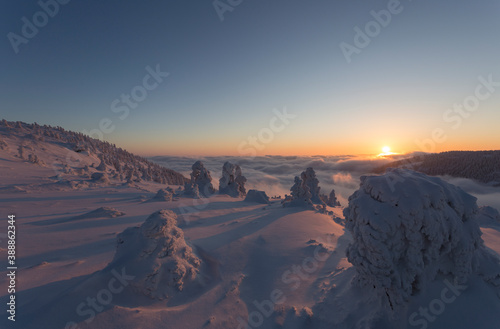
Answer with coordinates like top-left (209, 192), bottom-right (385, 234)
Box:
top-left (219, 162), bottom-right (247, 197)
top-left (108, 210), bottom-right (201, 300)
top-left (184, 161), bottom-right (215, 198)
top-left (343, 168), bottom-right (496, 310)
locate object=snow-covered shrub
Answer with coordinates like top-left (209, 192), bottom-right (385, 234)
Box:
top-left (344, 169), bottom-right (484, 310)
top-left (28, 153), bottom-right (45, 166)
top-left (219, 161), bottom-right (247, 197)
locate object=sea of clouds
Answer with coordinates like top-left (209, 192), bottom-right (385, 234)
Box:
top-left (149, 154), bottom-right (500, 212)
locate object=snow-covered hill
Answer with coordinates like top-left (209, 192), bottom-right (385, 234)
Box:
top-left (0, 119), bottom-right (187, 189)
top-left (376, 151), bottom-right (500, 185)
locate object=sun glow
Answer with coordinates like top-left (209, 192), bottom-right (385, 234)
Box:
top-left (378, 146), bottom-right (397, 157)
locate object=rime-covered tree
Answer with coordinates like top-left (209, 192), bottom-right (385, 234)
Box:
top-left (219, 161), bottom-right (247, 197)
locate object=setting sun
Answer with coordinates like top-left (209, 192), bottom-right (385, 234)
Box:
top-left (382, 146), bottom-right (391, 153)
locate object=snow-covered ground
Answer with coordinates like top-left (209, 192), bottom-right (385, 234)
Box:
top-left (1, 123), bottom-right (500, 329)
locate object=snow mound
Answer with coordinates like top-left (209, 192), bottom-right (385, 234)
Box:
top-left (75, 207), bottom-right (126, 219)
top-left (244, 189), bottom-right (270, 204)
top-left (109, 210), bottom-right (201, 300)
top-left (477, 206), bottom-right (500, 226)
top-left (151, 188), bottom-right (174, 202)
top-left (344, 168), bottom-right (489, 310)
top-left (219, 161), bottom-right (247, 197)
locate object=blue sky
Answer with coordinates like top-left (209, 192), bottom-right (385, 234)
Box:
top-left (2, 0), bottom-right (500, 155)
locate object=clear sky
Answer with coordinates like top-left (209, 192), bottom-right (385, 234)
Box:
top-left (2, 0), bottom-right (500, 156)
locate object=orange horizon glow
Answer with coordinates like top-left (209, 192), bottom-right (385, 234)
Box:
top-left (105, 130), bottom-right (500, 158)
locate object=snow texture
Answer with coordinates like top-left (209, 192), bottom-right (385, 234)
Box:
top-left (344, 168), bottom-right (492, 310)
top-left (219, 161), bottom-right (247, 197)
top-left (477, 206), bottom-right (500, 226)
top-left (109, 210), bottom-right (201, 300)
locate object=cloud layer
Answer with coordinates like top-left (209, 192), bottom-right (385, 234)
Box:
top-left (150, 155), bottom-right (500, 211)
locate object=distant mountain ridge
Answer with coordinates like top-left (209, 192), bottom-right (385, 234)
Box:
top-left (0, 119), bottom-right (187, 185)
top-left (375, 150), bottom-right (500, 185)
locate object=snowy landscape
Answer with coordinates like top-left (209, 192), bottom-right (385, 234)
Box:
top-left (3, 1), bottom-right (500, 328)
top-left (1, 121), bottom-right (500, 329)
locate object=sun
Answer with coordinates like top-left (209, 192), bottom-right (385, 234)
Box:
top-left (382, 146), bottom-right (391, 154)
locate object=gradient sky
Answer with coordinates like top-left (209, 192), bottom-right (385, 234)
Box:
top-left (2, 0), bottom-right (500, 156)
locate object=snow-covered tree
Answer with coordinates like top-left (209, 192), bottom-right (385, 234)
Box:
top-left (219, 161), bottom-right (247, 197)
top-left (344, 169), bottom-right (491, 310)
top-left (301, 167), bottom-right (323, 204)
top-left (287, 176), bottom-right (313, 207)
top-left (185, 161), bottom-right (215, 198)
